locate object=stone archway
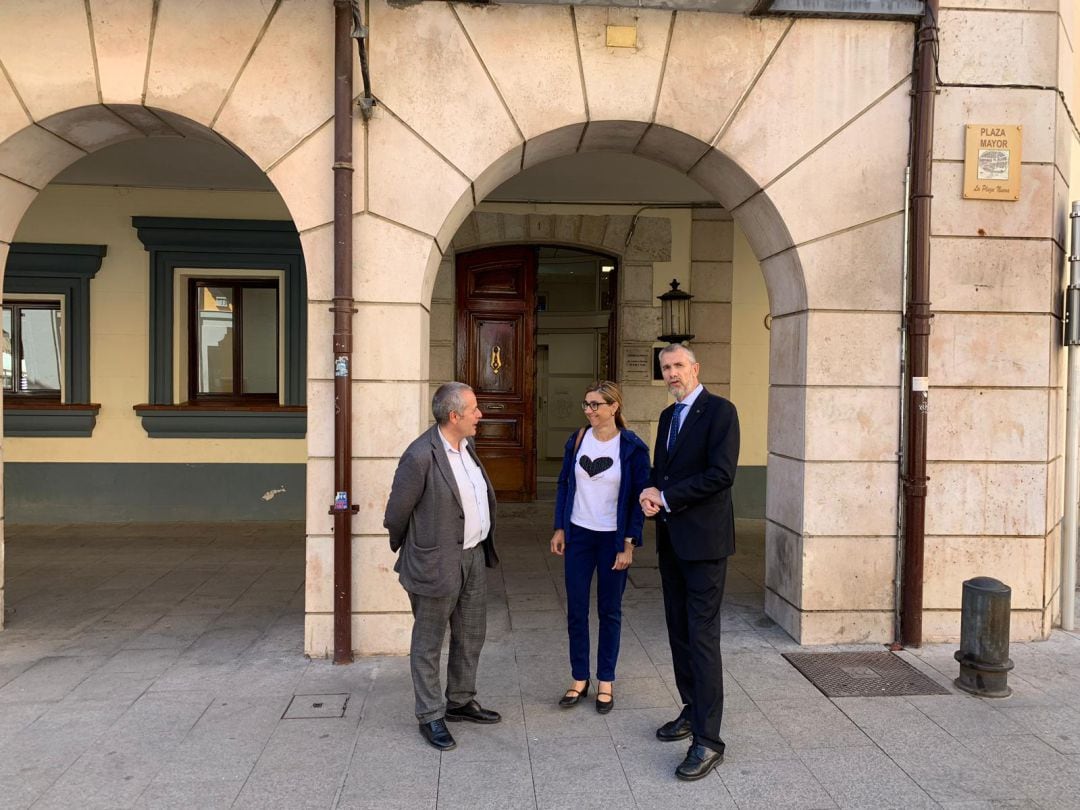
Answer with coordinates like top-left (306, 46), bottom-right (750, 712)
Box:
top-left (333, 0), bottom-right (913, 652)
top-left (0, 93), bottom-right (349, 642)
top-left (0, 0), bottom-right (365, 649)
top-left (387, 101), bottom-right (909, 648)
top-left (0, 0), bottom-right (917, 654)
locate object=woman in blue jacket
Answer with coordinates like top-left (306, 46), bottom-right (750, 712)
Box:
top-left (550, 380), bottom-right (650, 714)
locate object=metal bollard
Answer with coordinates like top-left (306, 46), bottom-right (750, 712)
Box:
top-left (953, 577), bottom-right (1013, 698)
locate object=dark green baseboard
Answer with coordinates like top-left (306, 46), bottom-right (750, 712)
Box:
top-left (4, 461), bottom-right (766, 524)
top-left (733, 465), bottom-right (766, 519)
top-left (5, 462), bottom-right (304, 523)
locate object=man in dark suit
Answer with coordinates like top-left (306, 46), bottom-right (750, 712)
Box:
top-left (384, 382), bottom-right (501, 751)
top-left (639, 343), bottom-right (739, 781)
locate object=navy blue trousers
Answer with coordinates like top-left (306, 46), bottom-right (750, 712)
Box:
top-left (564, 523), bottom-right (628, 682)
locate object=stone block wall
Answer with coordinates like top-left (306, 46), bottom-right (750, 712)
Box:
top-left (919, 2), bottom-right (1072, 641)
top-left (690, 209), bottom-right (735, 399)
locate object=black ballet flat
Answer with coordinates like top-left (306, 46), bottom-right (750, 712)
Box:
top-left (558, 681), bottom-right (590, 708)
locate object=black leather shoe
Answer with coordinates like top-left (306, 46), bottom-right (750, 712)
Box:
top-left (558, 681), bottom-right (589, 708)
top-left (445, 699), bottom-right (501, 724)
top-left (595, 687), bottom-right (614, 715)
top-left (419, 718), bottom-right (456, 751)
top-left (656, 713), bottom-right (693, 741)
top-left (673, 747), bottom-right (725, 781)
top-left (675, 743), bottom-right (724, 781)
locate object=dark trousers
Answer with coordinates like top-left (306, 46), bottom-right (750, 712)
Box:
top-left (407, 545), bottom-right (487, 724)
top-left (564, 523), bottom-right (628, 682)
top-left (657, 525), bottom-right (728, 754)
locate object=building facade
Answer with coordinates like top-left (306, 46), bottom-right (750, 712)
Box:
top-left (0, 0), bottom-right (1074, 654)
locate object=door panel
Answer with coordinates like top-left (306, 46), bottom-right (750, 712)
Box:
top-left (473, 316), bottom-right (522, 395)
top-left (456, 246), bottom-right (536, 501)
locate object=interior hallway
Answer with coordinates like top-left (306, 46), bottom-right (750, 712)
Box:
top-left (2, 503), bottom-right (1080, 808)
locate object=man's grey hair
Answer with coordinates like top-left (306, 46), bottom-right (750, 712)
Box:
top-left (658, 343), bottom-right (698, 364)
top-left (432, 381), bottom-right (474, 425)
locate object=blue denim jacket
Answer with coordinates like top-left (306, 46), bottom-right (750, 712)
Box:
top-left (553, 428), bottom-right (651, 550)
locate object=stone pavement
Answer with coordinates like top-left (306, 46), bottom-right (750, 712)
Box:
top-left (3, 504), bottom-right (1080, 809)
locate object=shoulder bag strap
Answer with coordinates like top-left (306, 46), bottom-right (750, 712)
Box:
top-left (573, 427), bottom-right (586, 455)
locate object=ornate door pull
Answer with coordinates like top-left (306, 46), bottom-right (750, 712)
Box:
top-left (489, 345), bottom-right (503, 375)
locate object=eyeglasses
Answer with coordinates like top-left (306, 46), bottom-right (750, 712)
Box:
top-left (581, 401), bottom-right (608, 412)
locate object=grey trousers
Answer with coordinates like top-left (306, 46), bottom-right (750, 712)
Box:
top-left (408, 544), bottom-right (487, 723)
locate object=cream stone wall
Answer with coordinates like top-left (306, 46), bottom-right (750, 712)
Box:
top-left (9, 184), bottom-right (303, 464)
top-left (0, 1), bottom-right (1069, 649)
top-left (920, 1), bottom-right (1073, 641)
top-left (689, 209), bottom-right (734, 403)
top-left (731, 223), bottom-right (769, 468)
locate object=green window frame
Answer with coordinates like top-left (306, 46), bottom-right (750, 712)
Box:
top-left (2, 243), bottom-right (105, 437)
top-left (132, 217), bottom-right (306, 439)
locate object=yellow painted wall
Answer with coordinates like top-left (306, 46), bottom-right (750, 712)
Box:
top-left (8, 185), bottom-right (304, 464)
top-left (730, 223), bottom-right (769, 467)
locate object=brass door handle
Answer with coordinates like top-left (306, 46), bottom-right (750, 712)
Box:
top-left (489, 345), bottom-right (503, 375)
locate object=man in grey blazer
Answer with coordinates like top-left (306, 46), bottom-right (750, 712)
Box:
top-left (384, 381), bottom-right (501, 751)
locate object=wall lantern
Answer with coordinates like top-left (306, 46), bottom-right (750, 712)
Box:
top-left (658, 278), bottom-right (694, 343)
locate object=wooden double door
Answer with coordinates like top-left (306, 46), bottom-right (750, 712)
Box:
top-left (456, 246), bottom-right (537, 501)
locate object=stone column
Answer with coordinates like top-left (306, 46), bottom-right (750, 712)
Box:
top-left (921, 5), bottom-right (1070, 640)
top-left (618, 216), bottom-right (673, 446)
top-left (689, 209), bottom-right (734, 397)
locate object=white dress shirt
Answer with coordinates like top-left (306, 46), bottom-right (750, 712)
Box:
top-left (439, 429), bottom-right (491, 550)
top-left (661, 383), bottom-right (704, 512)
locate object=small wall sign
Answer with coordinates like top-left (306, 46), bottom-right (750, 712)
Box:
top-left (963, 124), bottom-right (1022, 201)
top-left (623, 347), bottom-right (651, 381)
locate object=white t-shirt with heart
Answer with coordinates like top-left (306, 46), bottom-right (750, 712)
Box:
top-left (569, 428), bottom-right (622, 532)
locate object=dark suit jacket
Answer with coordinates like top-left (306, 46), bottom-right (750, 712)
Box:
top-left (651, 388), bottom-right (740, 561)
top-left (383, 425), bottom-right (498, 598)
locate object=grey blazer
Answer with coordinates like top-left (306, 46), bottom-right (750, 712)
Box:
top-left (383, 424), bottom-right (499, 598)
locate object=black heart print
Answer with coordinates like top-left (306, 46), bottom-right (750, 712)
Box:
top-left (579, 455), bottom-right (613, 477)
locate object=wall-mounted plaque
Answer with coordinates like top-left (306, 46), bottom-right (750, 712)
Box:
top-left (963, 124), bottom-right (1022, 201)
top-left (623, 347), bottom-right (651, 381)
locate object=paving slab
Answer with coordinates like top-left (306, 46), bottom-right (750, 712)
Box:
top-left (719, 757), bottom-right (838, 810)
top-left (754, 697), bottom-right (876, 751)
top-left (797, 745), bottom-right (936, 809)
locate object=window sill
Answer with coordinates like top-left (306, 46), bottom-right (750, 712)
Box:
top-left (4, 402), bottom-right (100, 437)
top-left (133, 404), bottom-right (306, 439)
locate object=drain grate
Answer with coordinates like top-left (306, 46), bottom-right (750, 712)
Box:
top-left (282, 693), bottom-right (349, 719)
top-left (782, 651), bottom-right (951, 698)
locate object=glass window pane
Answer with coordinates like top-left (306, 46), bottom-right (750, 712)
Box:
top-left (198, 286), bottom-right (234, 395)
top-left (537, 259), bottom-right (599, 312)
top-left (242, 287), bottom-right (277, 394)
top-left (19, 307), bottom-right (61, 392)
top-left (1, 307), bottom-right (12, 392)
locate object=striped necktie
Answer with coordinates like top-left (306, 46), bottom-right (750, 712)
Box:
top-left (666, 403), bottom-right (687, 453)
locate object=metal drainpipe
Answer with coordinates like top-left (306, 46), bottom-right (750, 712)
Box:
top-left (893, 165), bottom-right (912, 647)
top-left (330, 0), bottom-right (358, 664)
top-left (1061, 204), bottom-right (1080, 631)
top-left (900, 0), bottom-right (939, 648)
